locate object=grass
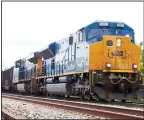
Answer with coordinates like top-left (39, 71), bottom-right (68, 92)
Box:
top-left (129, 99), bottom-right (144, 103)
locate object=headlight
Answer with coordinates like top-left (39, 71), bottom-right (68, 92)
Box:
top-left (106, 63), bottom-right (111, 68)
top-left (99, 22), bottom-right (108, 26)
top-left (117, 38), bottom-right (121, 46)
top-left (133, 64), bottom-right (138, 69)
top-left (117, 23), bottom-right (124, 27)
top-left (134, 65), bottom-right (137, 68)
top-left (117, 39), bottom-right (121, 43)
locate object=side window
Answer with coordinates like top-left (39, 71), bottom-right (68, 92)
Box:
top-left (88, 29), bottom-right (103, 39)
top-left (69, 46), bottom-right (72, 61)
top-left (16, 63), bottom-right (20, 68)
top-left (65, 49), bottom-right (68, 60)
top-left (69, 36), bottom-right (73, 45)
top-left (78, 31), bottom-right (83, 42)
top-left (71, 45), bottom-right (75, 60)
top-left (51, 59), bottom-right (55, 69)
top-left (107, 40), bottom-right (113, 46)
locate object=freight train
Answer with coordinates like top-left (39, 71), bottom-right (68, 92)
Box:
top-left (2, 21), bottom-right (143, 101)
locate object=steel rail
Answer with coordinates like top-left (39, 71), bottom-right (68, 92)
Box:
top-left (2, 94), bottom-right (144, 119)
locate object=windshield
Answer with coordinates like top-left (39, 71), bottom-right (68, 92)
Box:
top-left (115, 29), bottom-right (132, 37)
top-left (87, 28), bottom-right (134, 42)
top-left (87, 29), bottom-right (111, 39)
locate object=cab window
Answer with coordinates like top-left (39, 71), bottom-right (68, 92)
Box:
top-left (87, 29), bottom-right (111, 40)
top-left (78, 31), bottom-right (83, 43)
top-left (107, 40), bottom-right (113, 46)
top-left (69, 36), bottom-right (73, 45)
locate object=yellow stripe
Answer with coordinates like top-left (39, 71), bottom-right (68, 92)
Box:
top-left (103, 69), bottom-right (138, 73)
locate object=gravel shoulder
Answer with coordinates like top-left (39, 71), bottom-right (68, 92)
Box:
top-left (2, 97), bottom-right (106, 119)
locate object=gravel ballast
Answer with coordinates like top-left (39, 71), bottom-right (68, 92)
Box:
top-left (4, 93), bottom-right (143, 111)
top-left (2, 98), bottom-right (106, 119)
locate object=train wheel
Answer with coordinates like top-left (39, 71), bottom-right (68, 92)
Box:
top-left (46, 92), bottom-right (49, 96)
top-left (67, 95), bottom-right (70, 98)
top-left (99, 98), bottom-right (107, 103)
top-left (80, 95), bottom-right (84, 100)
top-left (50, 94), bottom-right (53, 97)
top-left (86, 95), bottom-right (92, 100)
top-left (121, 99), bottom-right (126, 102)
top-left (111, 99), bottom-right (115, 102)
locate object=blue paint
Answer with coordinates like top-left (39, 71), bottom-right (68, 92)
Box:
top-left (84, 21), bottom-right (135, 44)
top-left (42, 61), bottom-right (46, 76)
top-left (18, 21), bottom-right (136, 79)
top-left (49, 42), bottom-right (56, 55)
top-left (43, 56), bottom-right (89, 77)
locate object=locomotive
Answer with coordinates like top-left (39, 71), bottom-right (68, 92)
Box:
top-left (2, 21), bottom-right (143, 101)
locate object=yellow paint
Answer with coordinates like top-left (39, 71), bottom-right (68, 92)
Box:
top-left (89, 41), bottom-right (103, 70)
top-left (103, 70), bottom-right (138, 73)
top-left (89, 36), bottom-right (141, 72)
top-left (37, 57), bottom-right (42, 76)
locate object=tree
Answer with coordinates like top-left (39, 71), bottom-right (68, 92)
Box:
top-left (139, 42), bottom-right (144, 73)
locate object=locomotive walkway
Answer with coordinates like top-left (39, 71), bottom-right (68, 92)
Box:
top-left (2, 93), bottom-right (144, 119)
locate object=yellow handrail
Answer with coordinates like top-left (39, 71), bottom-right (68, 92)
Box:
top-left (91, 56), bottom-right (104, 72)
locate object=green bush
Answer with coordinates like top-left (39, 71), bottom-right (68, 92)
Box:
top-left (139, 42), bottom-right (144, 73)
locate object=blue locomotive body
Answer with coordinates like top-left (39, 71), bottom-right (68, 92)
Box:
top-left (2, 21), bottom-right (143, 101)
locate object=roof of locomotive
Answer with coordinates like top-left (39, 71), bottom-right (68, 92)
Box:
top-left (10, 20), bottom-right (135, 68)
top-left (84, 21), bottom-right (134, 32)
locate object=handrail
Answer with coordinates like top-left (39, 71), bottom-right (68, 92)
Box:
top-left (91, 56), bottom-right (103, 72)
top-left (110, 77), bottom-right (139, 84)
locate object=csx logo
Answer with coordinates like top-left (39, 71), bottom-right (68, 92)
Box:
top-left (111, 50), bottom-right (123, 56)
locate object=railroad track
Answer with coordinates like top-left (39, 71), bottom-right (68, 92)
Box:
top-left (2, 93), bottom-right (144, 119)
top-left (3, 92), bottom-right (144, 109)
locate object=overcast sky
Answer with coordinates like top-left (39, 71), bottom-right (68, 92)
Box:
top-left (2, 2), bottom-right (143, 70)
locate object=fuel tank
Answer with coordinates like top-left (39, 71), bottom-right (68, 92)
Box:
top-left (46, 83), bottom-right (72, 95)
top-left (46, 78), bottom-right (53, 84)
top-left (59, 76), bottom-right (67, 83)
top-left (58, 76), bottom-right (74, 83)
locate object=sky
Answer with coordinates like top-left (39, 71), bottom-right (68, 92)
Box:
top-left (2, 2), bottom-right (143, 70)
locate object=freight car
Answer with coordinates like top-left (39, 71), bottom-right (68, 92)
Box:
top-left (2, 67), bottom-right (13, 92)
top-left (2, 21), bottom-right (143, 101)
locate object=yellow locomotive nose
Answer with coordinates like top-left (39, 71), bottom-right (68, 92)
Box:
top-left (89, 35), bottom-right (141, 100)
top-left (89, 36), bottom-right (140, 73)
top-left (103, 36), bottom-right (140, 72)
